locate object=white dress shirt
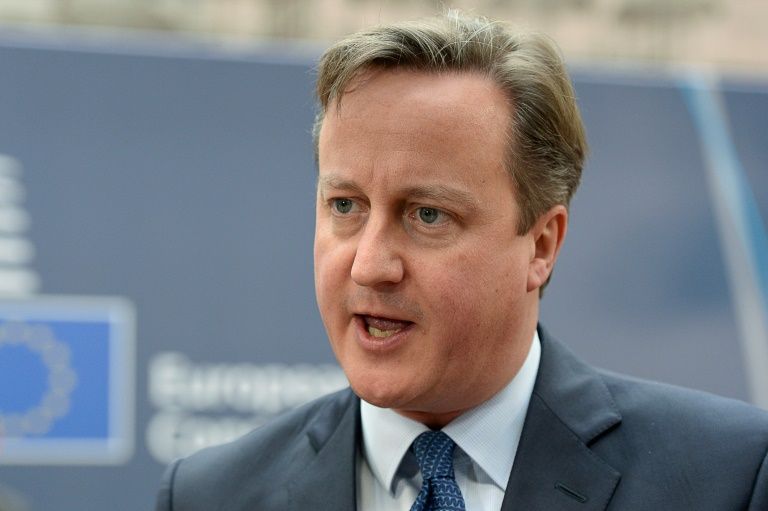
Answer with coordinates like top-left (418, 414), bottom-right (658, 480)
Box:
top-left (357, 331), bottom-right (541, 510)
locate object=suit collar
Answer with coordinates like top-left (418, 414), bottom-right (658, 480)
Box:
top-left (287, 389), bottom-right (360, 510)
top-left (502, 326), bottom-right (622, 510)
top-left (533, 325), bottom-right (622, 444)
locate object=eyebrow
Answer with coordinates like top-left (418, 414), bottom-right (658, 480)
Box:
top-left (403, 185), bottom-right (479, 212)
top-left (318, 175), bottom-right (479, 212)
top-left (317, 175), bottom-right (364, 195)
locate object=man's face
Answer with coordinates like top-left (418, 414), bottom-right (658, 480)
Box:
top-left (314, 69), bottom-right (542, 425)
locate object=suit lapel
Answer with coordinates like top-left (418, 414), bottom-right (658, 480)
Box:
top-left (502, 328), bottom-right (622, 510)
top-left (282, 329), bottom-right (622, 510)
top-left (287, 389), bottom-right (360, 510)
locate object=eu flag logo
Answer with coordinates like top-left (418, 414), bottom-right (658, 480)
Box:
top-left (0, 297), bottom-right (134, 465)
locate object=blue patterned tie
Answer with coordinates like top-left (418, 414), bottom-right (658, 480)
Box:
top-left (409, 431), bottom-right (466, 511)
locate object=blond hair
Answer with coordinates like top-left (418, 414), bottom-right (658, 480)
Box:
top-left (313, 11), bottom-right (587, 237)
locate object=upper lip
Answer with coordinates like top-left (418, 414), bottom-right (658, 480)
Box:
top-left (352, 310), bottom-right (415, 323)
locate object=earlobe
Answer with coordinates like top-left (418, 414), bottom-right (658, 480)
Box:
top-left (526, 205), bottom-right (568, 293)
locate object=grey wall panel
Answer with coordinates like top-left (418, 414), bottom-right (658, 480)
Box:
top-left (723, 85), bottom-right (768, 227)
top-left (543, 78), bottom-right (745, 399)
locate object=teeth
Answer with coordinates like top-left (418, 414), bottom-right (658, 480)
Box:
top-left (368, 326), bottom-right (399, 338)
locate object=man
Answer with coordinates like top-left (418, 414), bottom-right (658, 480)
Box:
top-left (156, 11), bottom-right (768, 510)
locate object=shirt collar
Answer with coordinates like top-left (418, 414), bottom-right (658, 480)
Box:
top-left (360, 330), bottom-right (541, 493)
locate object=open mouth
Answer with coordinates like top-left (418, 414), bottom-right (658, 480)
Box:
top-left (358, 314), bottom-right (413, 339)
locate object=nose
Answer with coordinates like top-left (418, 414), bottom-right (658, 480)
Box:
top-left (350, 217), bottom-right (404, 287)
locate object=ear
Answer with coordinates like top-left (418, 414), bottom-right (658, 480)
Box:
top-left (527, 205), bottom-right (568, 293)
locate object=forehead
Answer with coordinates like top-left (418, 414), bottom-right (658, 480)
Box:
top-left (318, 69), bottom-right (512, 190)
top-left (326, 68), bottom-right (509, 138)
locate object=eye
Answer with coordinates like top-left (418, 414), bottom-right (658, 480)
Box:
top-left (416, 207), bottom-right (443, 224)
top-left (332, 198), bottom-right (355, 214)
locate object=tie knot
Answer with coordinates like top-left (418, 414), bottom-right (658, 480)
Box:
top-left (411, 431), bottom-right (457, 481)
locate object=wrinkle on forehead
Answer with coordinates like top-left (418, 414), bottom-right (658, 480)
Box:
top-left (329, 68), bottom-right (509, 142)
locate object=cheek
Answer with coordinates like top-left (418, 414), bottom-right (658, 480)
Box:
top-left (314, 236), bottom-right (353, 315)
top-left (424, 247), bottom-right (527, 327)
top-left (419, 259), bottom-right (488, 337)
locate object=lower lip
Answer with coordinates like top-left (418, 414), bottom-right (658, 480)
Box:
top-left (353, 315), bottom-right (414, 353)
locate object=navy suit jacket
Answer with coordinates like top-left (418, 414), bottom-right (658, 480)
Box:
top-left (156, 328), bottom-right (768, 510)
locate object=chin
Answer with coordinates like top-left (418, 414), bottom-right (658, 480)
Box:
top-left (354, 391), bottom-right (393, 409)
top-left (348, 374), bottom-right (413, 409)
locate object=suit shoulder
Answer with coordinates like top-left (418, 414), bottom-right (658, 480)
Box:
top-left (181, 387), bottom-right (354, 470)
top-left (599, 369), bottom-right (768, 444)
top-left (588, 371), bottom-right (768, 508)
top-left (163, 388), bottom-right (357, 509)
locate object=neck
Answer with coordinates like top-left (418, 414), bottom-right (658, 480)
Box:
top-left (395, 408), bottom-right (466, 429)
top-left (396, 319), bottom-right (538, 429)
